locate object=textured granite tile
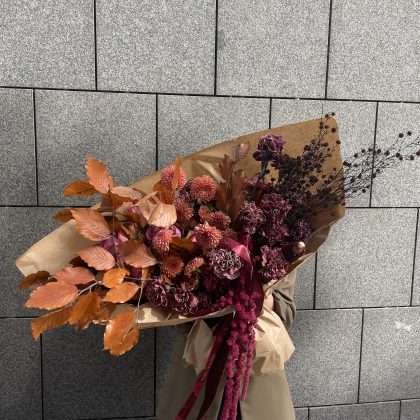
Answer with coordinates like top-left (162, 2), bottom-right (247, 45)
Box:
top-left (401, 399), bottom-right (420, 420)
top-left (295, 255), bottom-right (315, 310)
top-left (36, 90), bottom-right (156, 206)
top-left (43, 326), bottom-right (154, 419)
top-left (286, 309), bottom-right (362, 406)
top-left (217, 0), bottom-right (329, 97)
top-left (0, 0), bottom-right (94, 89)
top-left (360, 307), bottom-right (420, 402)
top-left (310, 401), bottom-right (400, 420)
top-left (96, 0), bottom-right (215, 94)
top-left (271, 99), bottom-right (377, 206)
top-left (316, 208), bottom-right (416, 308)
top-left (371, 103), bottom-right (420, 207)
top-left (0, 88), bottom-right (36, 205)
top-left (0, 318), bottom-right (42, 420)
top-left (158, 95), bottom-right (269, 166)
top-left (328, 1), bottom-right (420, 101)
top-left (0, 207), bottom-right (57, 317)
top-left (295, 407), bottom-right (309, 420)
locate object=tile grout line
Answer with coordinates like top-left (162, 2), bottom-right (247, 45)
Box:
top-left (32, 90), bottom-right (39, 206)
top-left (313, 253), bottom-right (318, 309)
top-left (410, 208), bottom-right (419, 305)
top-left (269, 97), bottom-right (272, 128)
top-left (356, 308), bottom-right (364, 403)
top-left (399, 400), bottom-right (402, 420)
top-left (40, 334), bottom-right (45, 420)
top-left (324, 0), bottom-right (333, 99)
top-left (93, 0), bottom-right (98, 90)
top-left (368, 102), bottom-right (379, 207)
top-left (214, 0), bottom-right (219, 96)
top-left (295, 396), bottom-right (420, 409)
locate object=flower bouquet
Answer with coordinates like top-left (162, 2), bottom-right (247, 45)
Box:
top-left (17, 116), bottom-right (420, 419)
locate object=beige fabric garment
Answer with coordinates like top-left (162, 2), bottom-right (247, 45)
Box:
top-left (157, 269), bottom-right (298, 420)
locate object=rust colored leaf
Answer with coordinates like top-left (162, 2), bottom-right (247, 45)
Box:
top-left (170, 237), bottom-right (196, 253)
top-left (95, 302), bottom-right (116, 323)
top-left (71, 208), bottom-right (111, 241)
top-left (171, 156), bottom-right (183, 190)
top-left (85, 158), bottom-right (114, 194)
top-left (111, 186), bottom-right (143, 202)
top-left (141, 266), bottom-right (151, 280)
top-left (232, 142), bottom-right (250, 162)
top-left (79, 245), bottom-right (115, 271)
top-left (64, 180), bottom-right (96, 197)
top-left (25, 280), bottom-right (78, 310)
top-left (54, 266), bottom-right (95, 285)
top-left (103, 282), bottom-right (139, 303)
top-left (153, 181), bottom-right (175, 204)
top-left (104, 309), bottom-right (139, 356)
top-left (31, 307), bottom-right (72, 339)
top-left (68, 292), bottom-right (101, 329)
top-left (137, 193), bottom-right (176, 227)
top-left (19, 271), bottom-right (50, 290)
top-left (54, 208), bottom-right (74, 223)
top-left (103, 267), bottom-right (129, 288)
top-left (120, 240), bottom-right (157, 268)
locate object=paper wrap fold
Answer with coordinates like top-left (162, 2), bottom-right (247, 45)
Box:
top-left (16, 117), bottom-right (344, 373)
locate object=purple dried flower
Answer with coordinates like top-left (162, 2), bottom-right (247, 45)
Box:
top-left (260, 193), bottom-right (291, 245)
top-left (253, 134), bottom-right (285, 162)
top-left (169, 288), bottom-right (199, 315)
top-left (290, 218), bottom-right (312, 242)
top-left (207, 248), bottom-right (242, 280)
top-left (258, 245), bottom-right (288, 283)
top-left (237, 201), bottom-right (265, 235)
top-left (144, 279), bottom-right (169, 308)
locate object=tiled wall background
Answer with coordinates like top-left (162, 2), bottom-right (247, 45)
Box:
top-left (1, 1), bottom-right (420, 419)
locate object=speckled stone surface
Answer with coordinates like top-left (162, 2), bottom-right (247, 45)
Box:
top-left (158, 95), bottom-right (269, 166)
top-left (35, 90), bottom-right (156, 206)
top-left (360, 307), bottom-right (420, 402)
top-left (316, 209), bottom-right (416, 308)
top-left (271, 99), bottom-right (377, 207)
top-left (0, 0), bottom-right (94, 89)
top-left (96, 0), bottom-right (215, 94)
top-left (43, 326), bottom-right (154, 419)
top-left (295, 407), bottom-right (309, 420)
top-left (0, 318), bottom-right (41, 420)
top-left (0, 207), bottom-right (57, 317)
top-left (295, 254), bottom-right (315, 310)
top-left (371, 103), bottom-right (420, 207)
top-left (310, 401), bottom-right (400, 420)
top-left (401, 399), bottom-right (420, 420)
top-left (286, 309), bottom-right (362, 406)
top-left (0, 88), bottom-right (36, 205)
top-left (217, 0), bottom-right (329, 97)
top-left (328, 0), bottom-right (420, 101)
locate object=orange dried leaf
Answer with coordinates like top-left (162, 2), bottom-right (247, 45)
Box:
top-left (111, 186), bottom-right (143, 202)
top-left (149, 202), bottom-right (177, 227)
top-left (64, 180), bottom-right (96, 197)
top-left (71, 208), bottom-right (111, 241)
top-left (95, 302), bottom-right (116, 323)
top-left (103, 267), bottom-right (129, 288)
top-left (68, 292), bottom-right (101, 330)
top-left (171, 156), bottom-right (183, 190)
top-left (25, 280), bottom-right (78, 310)
top-left (31, 307), bottom-right (72, 339)
top-left (19, 270), bottom-right (50, 290)
top-left (79, 245), bottom-right (115, 271)
top-left (120, 240), bottom-right (157, 268)
top-left (153, 181), bottom-right (175, 204)
top-left (85, 158), bottom-right (114, 194)
top-left (170, 237), bottom-right (196, 253)
top-left (54, 208), bottom-right (74, 223)
top-left (103, 282), bottom-right (139, 303)
top-left (54, 266), bottom-right (95, 285)
top-left (109, 327), bottom-right (140, 356)
top-left (232, 142), bottom-right (250, 162)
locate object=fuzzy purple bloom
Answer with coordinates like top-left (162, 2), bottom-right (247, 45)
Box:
top-left (290, 218), bottom-right (312, 242)
top-left (258, 245), bottom-right (288, 283)
top-left (260, 193), bottom-right (291, 245)
top-left (253, 134), bottom-right (285, 162)
top-left (144, 279), bottom-right (169, 307)
top-left (237, 201), bottom-right (265, 235)
top-left (207, 248), bottom-right (242, 280)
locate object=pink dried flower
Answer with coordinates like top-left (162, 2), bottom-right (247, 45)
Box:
top-left (152, 228), bottom-right (173, 255)
top-left (207, 248), bottom-right (242, 280)
top-left (237, 201), bottom-right (265, 235)
top-left (199, 206), bottom-right (231, 230)
top-left (192, 222), bottom-right (222, 250)
top-left (162, 254), bottom-right (184, 278)
top-left (160, 164), bottom-right (187, 190)
top-left (175, 198), bottom-right (194, 223)
top-left (190, 175), bottom-right (217, 202)
top-left (184, 257), bottom-right (205, 277)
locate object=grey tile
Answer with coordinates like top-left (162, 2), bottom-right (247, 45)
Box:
top-left (0, 318), bottom-right (42, 420)
top-left (360, 307), bottom-right (420, 402)
top-left (0, 88), bottom-right (36, 205)
top-left (310, 401), bottom-right (400, 420)
top-left (328, 0), bottom-right (420, 101)
top-left (43, 326), bottom-right (154, 419)
top-left (96, 0), bottom-right (215, 94)
top-left (401, 399), bottom-right (420, 420)
top-left (158, 95), bottom-right (269, 166)
top-left (295, 407), bottom-right (309, 420)
top-left (286, 309), bottom-right (362, 406)
top-left (271, 99), bottom-right (377, 207)
top-left (295, 255), bottom-right (315, 310)
top-left (217, 0), bottom-right (330, 97)
top-left (36, 90), bottom-right (156, 206)
top-left (316, 208), bottom-right (416, 308)
top-left (0, 207), bottom-right (57, 317)
top-left (0, 0), bottom-right (94, 89)
top-left (371, 103), bottom-right (420, 207)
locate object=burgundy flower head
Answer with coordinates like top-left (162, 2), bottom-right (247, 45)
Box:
top-left (253, 134), bottom-right (285, 162)
top-left (207, 248), bottom-right (242, 280)
top-left (258, 245), bottom-right (288, 283)
top-left (169, 288), bottom-right (199, 315)
top-left (144, 279), bottom-right (169, 308)
top-left (237, 201), bottom-right (265, 235)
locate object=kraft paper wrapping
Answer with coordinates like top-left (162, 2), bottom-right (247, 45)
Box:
top-left (15, 117), bottom-right (344, 372)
